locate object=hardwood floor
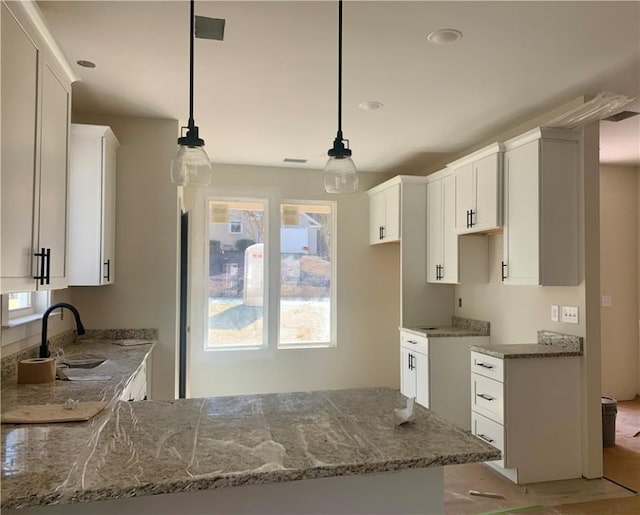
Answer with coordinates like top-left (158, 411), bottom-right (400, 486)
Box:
top-left (444, 400), bottom-right (640, 514)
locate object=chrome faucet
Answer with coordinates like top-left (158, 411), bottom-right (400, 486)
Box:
top-left (39, 303), bottom-right (86, 358)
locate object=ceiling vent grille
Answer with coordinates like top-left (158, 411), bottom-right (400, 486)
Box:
top-left (603, 110), bottom-right (640, 122)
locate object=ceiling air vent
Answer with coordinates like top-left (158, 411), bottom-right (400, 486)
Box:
top-left (603, 110), bottom-right (640, 122)
top-left (283, 158), bottom-right (307, 164)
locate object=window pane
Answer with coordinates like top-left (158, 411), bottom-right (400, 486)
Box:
top-left (8, 292), bottom-right (32, 311)
top-left (207, 200), bottom-right (266, 348)
top-left (279, 203), bottom-right (333, 345)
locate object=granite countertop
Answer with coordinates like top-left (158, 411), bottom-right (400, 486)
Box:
top-left (1, 384), bottom-right (500, 510)
top-left (402, 316), bottom-right (490, 338)
top-left (470, 331), bottom-right (583, 359)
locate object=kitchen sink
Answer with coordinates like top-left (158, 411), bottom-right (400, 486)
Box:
top-left (57, 355), bottom-right (107, 369)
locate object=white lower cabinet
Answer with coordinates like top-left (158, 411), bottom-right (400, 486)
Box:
top-left (470, 350), bottom-right (581, 484)
top-left (400, 330), bottom-right (489, 430)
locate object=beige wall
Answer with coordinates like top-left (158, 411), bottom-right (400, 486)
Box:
top-left (454, 234), bottom-right (585, 343)
top-left (599, 165), bottom-right (639, 400)
top-left (68, 114), bottom-right (179, 400)
top-left (188, 164), bottom-right (400, 397)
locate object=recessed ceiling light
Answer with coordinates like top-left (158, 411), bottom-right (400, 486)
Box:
top-left (76, 60), bottom-right (96, 68)
top-left (359, 101), bottom-right (384, 111)
top-left (427, 29), bottom-right (463, 45)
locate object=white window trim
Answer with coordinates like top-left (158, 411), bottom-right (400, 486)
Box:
top-left (1, 291), bottom-right (55, 346)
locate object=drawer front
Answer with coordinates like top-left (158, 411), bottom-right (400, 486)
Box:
top-left (472, 411), bottom-right (505, 465)
top-left (400, 331), bottom-right (428, 355)
top-left (472, 373), bottom-right (504, 424)
top-left (470, 351), bottom-right (504, 382)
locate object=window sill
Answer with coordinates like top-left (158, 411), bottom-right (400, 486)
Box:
top-left (2, 312), bottom-right (43, 329)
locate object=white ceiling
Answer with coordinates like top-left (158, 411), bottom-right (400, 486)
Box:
top-left (38, 1), bottom-right (640, 173)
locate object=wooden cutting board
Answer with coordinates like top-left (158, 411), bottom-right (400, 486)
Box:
top-left (1, 401), bottom-right (108, 424)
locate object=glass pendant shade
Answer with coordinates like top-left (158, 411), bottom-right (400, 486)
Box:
top-left (323, 155), bottom-right (358, 194)
top-left (170, 144), bottom-right (213, 187)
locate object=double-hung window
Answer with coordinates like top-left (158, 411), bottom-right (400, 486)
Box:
top-left (202, 197), bottom-right (335, 350)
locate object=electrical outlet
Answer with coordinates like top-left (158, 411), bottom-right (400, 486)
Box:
top-left (562, 306), bottom-right (579, 324)
top-left (602, 295), bottom-right (612, 307)
top-left (551, 305), bottom-right (559, 322)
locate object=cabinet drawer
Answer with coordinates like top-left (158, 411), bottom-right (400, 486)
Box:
top-left (471, 411), bottom-right (505, 466)
top-left (471, 352), bottom-right (504, 381)
top-left (472, 373), bottom-right (504, 424)
top-left (400, 331), bottom-right (428, 355)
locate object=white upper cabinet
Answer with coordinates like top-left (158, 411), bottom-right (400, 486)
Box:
top-left (427, 171), bottom-right (487, 285)
top-left (502, 127), bottom-right (579, 286)
top-left (0, 1), bottom-right (75, 293)
top-left (448, 143), bottom-right (503, 234)
top-left (68, 124), bottom-right (120, 286)
top-left (368, 182), bottom-right (400, 244)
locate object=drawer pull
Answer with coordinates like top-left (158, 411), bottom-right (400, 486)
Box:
top-left (477, 393), bottom-right (495, 401)
top-left (477, 433), bottom-right (494, 444)
top-left (407, 340), bottom-right (417, 345)
top-left (477, 362), bottom-right (494, 370)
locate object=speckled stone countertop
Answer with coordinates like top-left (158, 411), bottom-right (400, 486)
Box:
top-left (1, 384), bottom-right (499, 510)
top-left (402, 316), bottom-right (490, 338)
top-left (470, 331), bottom-right (583, 359)
top-left (1, 335), bottom-right (155, 510)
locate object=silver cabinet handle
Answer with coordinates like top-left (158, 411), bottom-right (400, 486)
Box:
top-left (476, 393), bottom-right (495, 401)
top-left (477, 433), bottom-right (494, 444)
top-left (477, 362), bottom-right (494, 369)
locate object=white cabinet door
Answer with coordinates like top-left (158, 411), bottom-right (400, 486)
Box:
top-left (414, 351), bottom-right (429, 408)
top-left (473, 153), bottom-right (501, 231)
top-left (503, 140), bottom-right (539, 284)
top-left (384, 183), bottom-right (401, 242)
top-left (427, 173), bottom-right (458, 284)
top-left (400, 347), bottom-right (417, 399)
top-left (68, 125), bottom-right (119, 285)
top-left (426, 179), bottom-right (443, 283)
top-left (369, 190), bottom-right (386, 244)
top-left (0, 4), bottom-right (39, 293)
top-left (441, 174), bottom-right (458, 284)
top-left (102, 136), bottom-right (117, 284)
top-left (454, 163), bottom-right (473, 232)
top-left (369, 183), bottom-right (400, 244)
top-left (37, 62), bottom-right (70, 290)
top-left (452, 148), bottom-right (502, 235)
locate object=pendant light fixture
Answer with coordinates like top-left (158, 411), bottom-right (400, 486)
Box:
top-left (171, 0), bottom-right (212, 187)
top-left (323, 0), bottom-right (358, 194)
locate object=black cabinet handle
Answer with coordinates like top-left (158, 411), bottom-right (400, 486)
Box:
top-left (407, 340), bottom-right (417, 345)
top-left (435, 264), bottom-right (444, 280)
top-left (45, 248), bottom-right (51, 284)
top-left (477, 362), bottom-right (494, 370)
top-left (477, 433), bottom-right (495, 444)
top-left (381, 225), bottom-right (386, 240)
top-left (379, 226), bottom-right (383, 240)
top-left (476, 393), bottom-right (495, 401)
top-left (466, 209), bottom-right (471, 228)
top-left (34, 248), bottom-right (50, 285)
top-left (104, 259), bottom-right (111, 281)
top-left (501, 261), bottom-right (507, 281)
top-left (469, 209), bottom-right (475, 227)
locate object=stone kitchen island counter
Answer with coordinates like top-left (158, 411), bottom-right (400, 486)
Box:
top-left (2, 386), bottom-right (499, 514)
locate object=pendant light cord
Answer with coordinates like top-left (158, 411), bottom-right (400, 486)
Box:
top-left (337, 0), bottom-right (343, 139)
top-left (188, 0), bottom-right (195, 129)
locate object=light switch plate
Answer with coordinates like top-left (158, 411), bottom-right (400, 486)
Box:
top-left (562, 306), bottom-right (579, 324)
top-left (551, 305), bottom-right (559, 322)
top-left (602, 295), bottom-right (612, 307)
